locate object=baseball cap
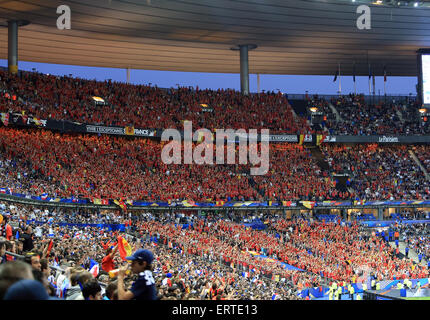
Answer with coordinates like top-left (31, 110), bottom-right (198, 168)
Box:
top-left (125, 249), bottom-right (154, 264)
top-left (4, 280), bottom-right (59, 300)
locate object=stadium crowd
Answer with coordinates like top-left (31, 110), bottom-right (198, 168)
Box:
top-left (327, 95), bottom-right (428, 135)
top-left (385, 222), bottom-right (430, 266)
top-left (1, 126), bottom-right (430, 203)
top-left (0, 70), bottom-right (309, 135)
top-left (0, 70), bottom-right (428, 136)
top-left (322, 144), bottom-right (430, 201)
top-left (1, 202), bottom-right (429, 300)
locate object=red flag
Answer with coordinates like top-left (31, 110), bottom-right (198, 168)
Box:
top-left (117, 236), bottom-right (132, 261)
top-left (46, 239), bottom-right (53, 256)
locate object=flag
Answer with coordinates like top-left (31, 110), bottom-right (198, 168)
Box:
top-left (316, 135), bottom-right (327, 146)
top-left (301, 201), bottom-right (316, 209)
top-left (114, 199), bottom-right (127, 211)
top-left (384, 65), bottom-right (387, 82)
top-left (46, 239), bottom-right (53, 256)
top-left (182, 200), bottom-right (197, 207)
top-left (15, 231), bottom-right (19, 239)
top-left (125, 126), bottom-right (135, 136)
top-left (1, 113), bottom-right (9, 126)
top-left (117, 236), bottom-right (133, 261)
top-left (298, 135), bottom-right (305, 145)
top-left (92, 198), bottom-right (102, 205)
top-left (242, 272), bottom-right (249, 278)
top-left (33, 117), bottom-right (41, 126)
top-left (333, 68), bottom-right (339, 82)
top-left (89, 259), bottom-right (99, 277)
top-left (41, 194), bottom-right (48, 201)
top-left (0, 188), bottom-right (6, 194)
top-left (353, 62), bottom-right (356, 83)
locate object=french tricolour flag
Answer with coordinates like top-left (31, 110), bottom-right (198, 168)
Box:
top-left (242, 272), bottom-right (249, 278)
top-left (89, 259), bottom-right (99, 277)
top-left (41, 194), bottom-right (49, 201)
top-left (0, 188), bottom-right (6, 194)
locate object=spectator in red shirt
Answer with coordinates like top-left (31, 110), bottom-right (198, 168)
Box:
top-left (102, 243), bottom-right (118, 273)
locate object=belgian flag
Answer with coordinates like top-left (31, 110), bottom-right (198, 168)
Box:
top-left (125, 126), bottom-right (135, 136)
top-left (298, 135), bottom-right (305, 145)
top-left (114, 199), bottom-right (127, 211)
top-left (316, 135), bottom-right (327, 146)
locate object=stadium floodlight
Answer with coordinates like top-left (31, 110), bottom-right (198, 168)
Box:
top-left (309, 107), bottom-right (319, 113)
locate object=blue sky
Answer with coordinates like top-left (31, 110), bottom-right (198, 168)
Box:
top-left (0, 59), bottom-right (417, 96)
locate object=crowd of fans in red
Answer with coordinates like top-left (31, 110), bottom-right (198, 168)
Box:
top-left (1, 126), bottom-right (430, 202)
top-left (252, 144), bottom-right (342, 201)
top-left (271, 218), bottom-right (428, 282)
top-left (1, 200), bottom-right (429, 300)
top-left (0, 70), bottom-right (309, 134)
top-left (1, 70), bottom-right (428, 136)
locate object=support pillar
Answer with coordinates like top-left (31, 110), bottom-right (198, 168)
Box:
top-left (231, 44), bottom-right (257, 95)
top-left (7, 20), bottom-right (29, 74)
top-left (240, 45), bottom-right (249, 95)
top-left (8, 21), bottom-right (18, 74)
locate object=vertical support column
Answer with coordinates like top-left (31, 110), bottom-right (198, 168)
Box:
top-left (8, 20), bottom-right (18, 74)
top-left (257, 73), bottom-right (260, 93)
top-left (231, 44), bottom-right (257, 96)
top-left (126, 68), bottom-right (131, 84)
top-left (239, 45), bottom-right (249, 95)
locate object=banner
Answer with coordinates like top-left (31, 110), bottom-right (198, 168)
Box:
top-left (3, 111), bottom-right (430, 144)
top-left (1, 189), bottom-right (430, 209)
top-left (269, 135), bottom-right (298, 142)
top-left (322, 135), bottom-right (430, 144)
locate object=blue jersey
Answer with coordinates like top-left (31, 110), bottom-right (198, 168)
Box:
top-left (130, 270), bottom-right (157, 300)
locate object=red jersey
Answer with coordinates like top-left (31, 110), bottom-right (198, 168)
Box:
top-left (101, 255), bottom-right (115, 272)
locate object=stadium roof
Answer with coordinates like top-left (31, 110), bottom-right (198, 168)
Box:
top-left (0, 0), bottom-right (429, 76)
